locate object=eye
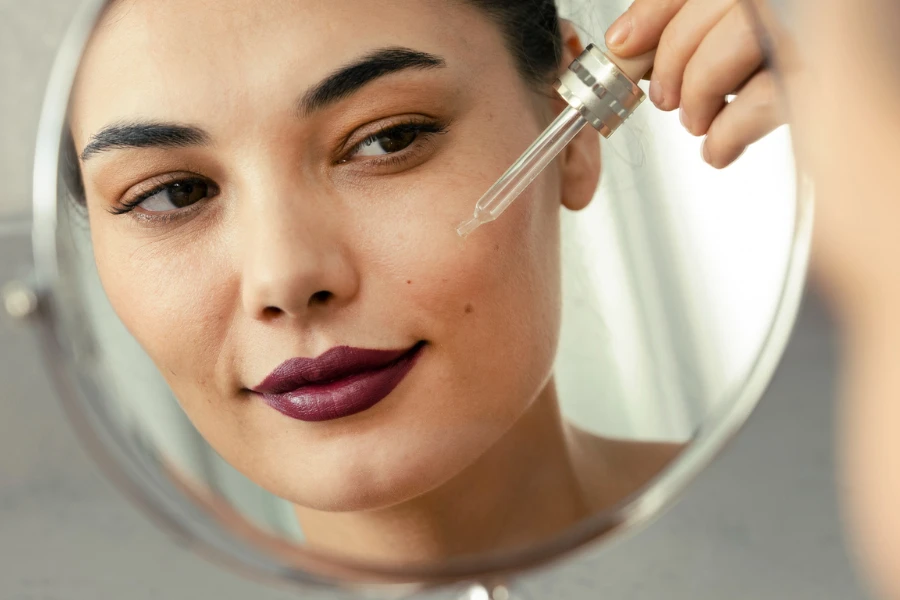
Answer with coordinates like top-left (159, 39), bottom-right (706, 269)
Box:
top-left (340, 119), bottom-right (450, 166)
top-left (353, 125), bottom-right (422, 158)
top-left (139, 179), bottom-right (213, 212)
top-left (112, 177), bottom-right (219, 217)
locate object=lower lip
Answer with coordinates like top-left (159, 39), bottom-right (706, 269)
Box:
top-left (256, 344), bottom-right (425, 422)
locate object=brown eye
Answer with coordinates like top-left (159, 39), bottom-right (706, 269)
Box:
top-left (355, 127), bottom-right (420, 157)
top-left (138, 179), bottom-right (215, 212)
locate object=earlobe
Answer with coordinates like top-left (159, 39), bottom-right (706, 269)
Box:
top-left (560, 124), bottom-right (602, 212)
top-left (557, 20), bottom-right (602, 212)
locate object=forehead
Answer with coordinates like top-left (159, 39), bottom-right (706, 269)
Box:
top-left (94, 0), bottom-right (473, 60)
top-left (70, 0), bottom-right (513, 140)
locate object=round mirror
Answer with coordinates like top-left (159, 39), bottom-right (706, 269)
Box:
top-left (26, 0), bottom-right (811, 595)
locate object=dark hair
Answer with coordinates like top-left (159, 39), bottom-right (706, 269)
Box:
top-left (465, 0), bottom-right (563, 85)
top-left (63, 0), bottom-right (562, 206)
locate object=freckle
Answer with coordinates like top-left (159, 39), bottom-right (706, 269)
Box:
top-left (465, 304), bottom-right (474, 314)
top-left (407, 280), bottom-right (412, 285)
top-left (494, 244), bottom-right (500, 251)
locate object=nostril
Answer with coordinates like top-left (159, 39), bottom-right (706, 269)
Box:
top-left (262, 306), bottom-right (283, 319)
top-left (309, 290), bottom-right (332, 306)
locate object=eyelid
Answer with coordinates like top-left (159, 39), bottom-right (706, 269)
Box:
top-left (113, 172), bottom-right (212, 212)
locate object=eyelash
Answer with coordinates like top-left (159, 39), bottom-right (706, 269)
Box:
top-left (109, 118), bottom-right (451, 223)
top-left (339, 117), bottom-right (451, 166)
top-left (108, 176), bottom-right (216, 220)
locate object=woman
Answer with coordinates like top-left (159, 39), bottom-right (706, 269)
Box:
top-left (65, 0), bottom-right (776, 564)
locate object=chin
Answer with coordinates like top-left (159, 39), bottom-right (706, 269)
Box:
top-left (275, 445), bottom-right (478, 513)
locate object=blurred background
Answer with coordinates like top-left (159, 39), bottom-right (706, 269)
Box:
top-left (0, 0), bottom-right (872, 598)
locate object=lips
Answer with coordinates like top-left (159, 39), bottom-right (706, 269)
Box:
top-left (251, 343), bottom-right (425, 422)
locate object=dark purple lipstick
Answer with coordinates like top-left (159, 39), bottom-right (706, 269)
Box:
top-left (252, 343), bottom-right (425, 422)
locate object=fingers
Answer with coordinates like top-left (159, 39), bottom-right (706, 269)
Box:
top-left (648, 0), bottom-right (736, 110)
top-left (606, 0), bottom-right (688, 57)
top-left (605, 0), bottom-right (777, 169)
top-left (680, 3), bottom-right (764, 137)
top-left (701, 70), bottom-right (784, 169)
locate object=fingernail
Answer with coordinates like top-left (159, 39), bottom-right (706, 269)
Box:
top-left (680, 107), bottom-right (691, 132)
top-left (702, 140), bottom-right (712, 164)
top-left (649, 79), bottom-right (665, 108)
top-left (606, 17), bottom-right (632, 49)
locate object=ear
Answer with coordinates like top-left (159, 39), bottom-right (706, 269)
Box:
top-left (556, 20), bottom-right (602, 212)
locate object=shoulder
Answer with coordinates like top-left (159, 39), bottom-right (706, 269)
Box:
top-left (601, 437), bottom-right (684, 472)
top-left (568, 428), bottom-right (686, 510)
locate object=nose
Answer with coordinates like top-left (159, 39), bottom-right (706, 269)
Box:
top-left (239, 194), bottom-right (360, 322)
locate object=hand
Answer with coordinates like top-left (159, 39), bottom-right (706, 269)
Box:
top-left (605, 0), bottom-right (783, 169)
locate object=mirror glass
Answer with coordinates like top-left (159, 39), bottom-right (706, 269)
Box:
top-left (32, 0), bottom-right (811, 590)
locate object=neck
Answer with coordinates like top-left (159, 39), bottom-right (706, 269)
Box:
top-left (294, 382), bottom-right (593, 565)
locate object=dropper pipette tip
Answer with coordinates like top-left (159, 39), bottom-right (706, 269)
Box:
top-left (456, 216), bottom-right (482, 238)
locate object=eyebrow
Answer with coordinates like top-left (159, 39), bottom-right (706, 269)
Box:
top-left (297, 46), bottom-right (446, 116)
top-left (80, 47), bottom-right (446, 161)
top-left (80, 123), bottom-right (210, 161)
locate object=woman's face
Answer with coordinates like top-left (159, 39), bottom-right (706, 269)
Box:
top-left (69, 0), bottom-right (600, 512)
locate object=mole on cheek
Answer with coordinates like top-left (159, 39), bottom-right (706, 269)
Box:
top-left (464, 303), bottom-right (474, 315)
top-left (407, 280), bottom-right (412, 285)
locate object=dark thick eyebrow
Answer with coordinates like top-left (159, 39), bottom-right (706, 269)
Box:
top-left (80, 123), bottom-right (211, 161)
top-left (297, 47), bottom-right (446, 117)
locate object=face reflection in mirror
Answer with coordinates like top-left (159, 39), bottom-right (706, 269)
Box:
top-left (66, 0), bottom-right (681, 564)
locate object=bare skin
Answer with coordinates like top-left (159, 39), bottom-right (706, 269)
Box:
top-left (607, 0), bottom-right (782, 169)
top-left (776, 4), bottom-right (900, 599)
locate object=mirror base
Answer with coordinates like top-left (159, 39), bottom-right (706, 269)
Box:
top-left (459, 583), bottom-right (513, 600)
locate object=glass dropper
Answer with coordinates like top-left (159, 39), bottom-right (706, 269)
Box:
top-left (457, 107), bottom-right (588, 237)
top-left (457, 45), bottom-right (654, 238)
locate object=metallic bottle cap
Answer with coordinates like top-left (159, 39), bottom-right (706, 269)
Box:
top-left (554, 44), bottom-right (646, 139)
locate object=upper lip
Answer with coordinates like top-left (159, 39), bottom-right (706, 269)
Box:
top-left (252, 344), bottom-right (422, 394)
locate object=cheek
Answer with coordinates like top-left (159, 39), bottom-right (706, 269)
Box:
top-left (362, 169), bottom-right (564, 409)
top-left (355, 114), bottom-right (564, 326)
top-left (404, 202), bottom-right (554, 320)
top-left (90, 223), bottom-right (234, 389)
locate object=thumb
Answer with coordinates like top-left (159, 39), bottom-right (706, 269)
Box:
top-left (605, 0), bottom-right (688, 56)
